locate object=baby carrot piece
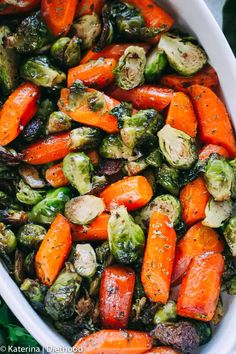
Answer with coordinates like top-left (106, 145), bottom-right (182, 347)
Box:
top-left (188, 85), bottom-right (236, 157)
top-left (35, 214), bottom-right (72, 286)
top-left (0, 0), bottom-right (40, 14)
top-left (145, 348), bottom-right (180, 354)
top-left (108, 85), bottom-right (173, 111)
top-left (166, 92), bottom-right (197, 138)
top-left (0, 82), bottom-right (40, 146)
top-left (141, 211), bottom-right (176, 304)
top-left (100, 176), bottom-right (153, 211)
top-left (45, 162), bottom-right (69, 188)
top-left (73, 330), bottom-right (153, 353)
top-left (71, 212), bottom-right (110, 241)
top-left (177, 253), bottom-right (224, 321)
top-left (23, 132), bottom-right (71, 165)
top-left (58, 88), bottom-right (119, 133)
top-left (180, 177), bottom-right (210, 226)
top-left (67, 58), bottom-right (117, 89)
top-left (77, 0), bottom-right (105, 16)
top-left (160, 65), bottom-right (218, 93)
top-left (199, 144), bottom-right (231, 160)
top-left (100, 265), bottom-right (135, 329)
top-left (171, 222), bottom-right (224, 285)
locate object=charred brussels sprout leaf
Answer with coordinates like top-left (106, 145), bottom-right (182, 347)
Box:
top-left (18, 164), bottom-right (45, 189)
top-left (0, 209), bottom-right (28, 226)
top-left (14, 249), bottom-right (25, 284)
top-left (69, 127), bottom-right (102, 151)
top-left (158, 125), bottom-right (197, 170)
top-left (158, 33), bottom-right (207, 76)
top-left (124, 158), bottom-right (148, 176)
top-left (223, 276), bottom-right (236, 295)
top-left (115, 46), bottom-right (146, 90)
top-left (202, 198), bottom-right (232, 228)
top-left (223, 216), bottom-right (236, 257)
top-left (24, 251), bottom-right (36, 276)
top-left (193, 321), bottom-right (212, 346)
top-left (0, 223), bottom-right (16, 254)
top-left (51, 36), bottom-right (81, 68)
top-left (145, 48), bottom-right (167, 82)
top-left (74, 244), bottom-right (97, 278)
top-left (153, 300), bottom-right (177, 324)
top-left (95, 4), bottom-right (113, 52)
top-left (156, 164), bottom-right (180, 196)
top-left (21, 278), bottom-right (47, 312)
top-left (47, 111), bottom-right (71, 134)
top-left (108, 206), bottom-right (145, 264)
top-left (17, 224), bottom-right (46, 250)
top-left (99, 134), bottom-right (133, 159)
top-left (0, 146), bottom-right (23, 166)
top-left (16, 180), bottom-right (45, 205)
top-left (110, 102), bottom-right (133, 129)
top-left (45, 266), bottom-right (82, 320)
top-left (20, 56), bottom-right (66, 87)
top-left (146, 149), bottom-right (163, 168)
top-left (73, 14), bottom-right (101, 50)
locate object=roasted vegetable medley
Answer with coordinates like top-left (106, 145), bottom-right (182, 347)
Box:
top-left (0, 0), bottom-right (236, 353)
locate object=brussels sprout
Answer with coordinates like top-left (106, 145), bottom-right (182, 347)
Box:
top-left (17, 224), bottom-right (46, 250)
top-left (223, 216), bottom-right (236, 257)
top-left (202, 198), bottom-right (233, 228)
top-left (16, 180), bottom-right (45, 206)
top-left (99, 134), bottom-right (133, 159)
top-left (124, 158), bottom-right (148, 176)
top-left (47, 112), bottom-right (71, 134)
top-left (95, 4), bottom-right (113, 52)
top-left (45, 265), bottom-right (82, 320)
top-left (21, 278), bottom-right (47, 312)
top-left (193, 321), bottom-right (212, 346)
top-left (145, 48), bottom-right (167, 82)
top-left (204, 156), bottom-right (234, 201)
top-left (5, 11), bottom-right (53, 53)
top-left (223, 276), bottom-right (236, 295)
top-left (0, 223), bottom-right (16, 254)
top-left (37, 98), bottom-right (56, 121)
top-left (24, 251), bottom-right (36, 276)
top-left (146, 149), bottom-right (163, 168)
top-left (108, 206), bottom-right (145, 264)
top-left (74, 244), bottom-right (97, 278)
top-left (73, 14), bottom-right (101, 50)
top-left (51, 36), bottom-right (81, 68)
top-left (229, 159), bottom-right (236, 199)
top-left (158, 33), bottom-right (207, 76)
top-left (19, 164), bottom-right (45, 189)
top-left (14, 249), bottom-right (25, 284)
top-left (142, 169), bottom-right (156, 194)
top-left (121, 109), bottom-right (164, 152)
top-left (20, 56), bottom-right (66, 87)
top-left (69, 127), bottom-right (102, 151)
top-left (153, 300), bottom-right (177, 325)
top-left (0, 209), bottom-right (28, 226)
top-left (63, 152), bottom-right (93, 194)
top-left (65, 195), bottom-right (105, 225)
top-left (90, 175), bottom-right (107, 195)
top-left (96, 241), bottom-right (113, 271)
top-left (135, 194), bottom-right (181, 231)
top-left (212, 298), bottom-right (224, 326)
top-left (156, 164), bottom-right (180, 196)
top-left (29, 187), bottom-right (71, 225)
top-left (115, 46), bottom-right (146, 90)
top-left (0, 25), bottom-right (18, 94)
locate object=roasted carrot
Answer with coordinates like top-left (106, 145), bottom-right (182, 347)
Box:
top-left (171, 222), bottom-right (224, 285)
top-left (41, 0), bottom-right (78, 36)
top-left (100, 265), bottom-right (135, 329)
top-left (0, 82), bottom-right (40, 146)
top-left (188, 85), bottom-right (236, 157)
top-left (100, 176), bottom-right (153, 211)
top-left (145, 348), bottom-right (180, 354)
top-left (166, 92), bottom-right (197, 138)
top-left (80, 43), bottom-right (150, 64)
top-left (58, 88), bottom-right (119, 133)
top-left (108, 85), bottom-right (173, 111)
top-left (73, 330), bottom-right (153, 353)
top-left (177, 253), bottom-right (224, 321)
top-left (23, 132), bottom-right (71, 165)
top-left (67, 58), bottom-right (117, 89)
top-left (35, 214), bottom-right (72, 286)
top-left (71, 212), bottom-right (109, 241)
top-left (141, 211), bottom-right (176, 304)
top-left (86, 149), bottom-right (100, 165)
top-left (45, 162), bottom-right (69, 188)
top-left (0, 0), bottom-right (40, 14)
top-left (180, 177), bottom-right (210, 226)
top-left (160, 65), bottom-right (218, 93)
top-left (199, 144), bottom-right (231, 160)
top-left (77, 0), bottom-right (105, 16)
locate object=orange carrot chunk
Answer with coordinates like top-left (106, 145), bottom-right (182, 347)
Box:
top-left (171, 222), bottom-right (224, 285)
top-left (0, 82), bottom-right (40, 146)
top-left (100, 176), bottom-right (153, 211)
top-left (71, 212), bottom-right (109, 241)
top-left (199, 144), bottom-right (231, 160)
top-left (45, 162), bottom-right (69, 188)
top-left (100, 265), bottom-right (135, 329)
top-left (141, 211), bottom-right (176, 304)
top-left (77, 0), bottom-right (105, 16)
top-left (180, 177), bottom-right (210, 226)
top-left (177, 253), bottom-right (224, 321)
top-left (188, 85), bottom-right (236, 157)
top-left (166, 92), bottom-right (197, 138)
top-left (145, 347), bottom-right (180, 354)
top-left (0, 0), bottom-right (40, 14)
top-left (35, 214), bottom-right (72, 286)
top-left (73, 330), bottom-right (153, 353)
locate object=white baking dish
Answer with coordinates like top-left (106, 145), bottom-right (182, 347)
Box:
top-left (1, 0), bottom-right (236, 353)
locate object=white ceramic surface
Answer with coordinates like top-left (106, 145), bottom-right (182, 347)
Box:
top-left (0, 0), bottom-right (236, 353)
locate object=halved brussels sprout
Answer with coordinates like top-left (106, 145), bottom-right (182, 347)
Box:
top-left (0, 223), bottom-right (16, 254)
top-left (158, 33), bottom-right (207, 76)
top-left (69, 127), bottom-right (102, 151)
top-left (156, 164), bottom-right (180, 196)
top-left (20, 56), bottom-right (66, 87)
top-left (51, 36), bottom-right (81, 68)
top-left (19, 164), bottom-right (45, 189)
top-left (47, 111), bottom-right (71, 134)
top-left (74, 244), bottom-right (97, 278)
top-left (16, 180), bottom-right (45, 205)
top-left (108, 206), bottom-right (145, 264)
top-left (146, 149), bottom-right (163, 168)
top-left (229, 159), bottom-right (236, 199)
top-left (123, 158), bottom-right (148, 176)
top-left (204, 156), bottom-right (234, 201)
top-left (153, 300), bottom-right (177, 325)
top-left (63, 152), bottom-right (93, 195)
top-left (65, 195), bottom-right (105, 225)
top-left (73, 14), bottom-right (101, 50)
top-left (135, 194), bottom-right (181, 231)
top-left (99, 134), bottom-right (133, 159)
top-left (223, 216), bottom-right (236, 257)
top-left (202, 198), bottom-right (233, 228)
top-left (115, 46), bottom-right (146, 90)
top-left (24, 251), bottom-right (36, 276)
top-left (21, 278), bottom-right (47, 312)
top-left (158, 125), bottom-right (197, 170)
top-left (17, 224), bottom-right (46, 250)
top-left (145, 48), bottom-right (167, 82)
